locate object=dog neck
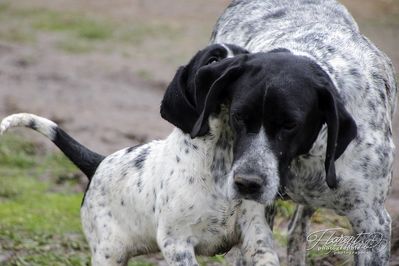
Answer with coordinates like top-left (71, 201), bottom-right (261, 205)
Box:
top-left (164, 108), bottom-right (234, 191)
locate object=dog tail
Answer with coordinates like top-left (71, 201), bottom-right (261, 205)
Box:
top-left (0, 113), bottom-right (105, 180)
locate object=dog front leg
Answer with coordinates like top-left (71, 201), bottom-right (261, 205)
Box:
top-left (238, 200), bottom-right (280, 266)
top-left (287, 204), bottom-right (315, 266)
top-left (346, 206), bottom-right (391, 266)
top-left (157, 229), bottom-right (199, 266)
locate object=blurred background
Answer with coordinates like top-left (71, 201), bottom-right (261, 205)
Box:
top-left (0, 0), bottom-right (397, 265)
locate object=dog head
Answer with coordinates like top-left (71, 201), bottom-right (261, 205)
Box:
top-left (182, 49), bottom-right (356, 203)
top-left (161, 46), bottom-right (357, 204)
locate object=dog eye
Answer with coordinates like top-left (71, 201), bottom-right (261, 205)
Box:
top-left (206, 57), bottom-right (219, 65)
top-left (282, 122), bottom-right (297, 131)
top-left (232, 113), bottom-right (243, 123)
top-left (231, 113), bottom-right (245, 127)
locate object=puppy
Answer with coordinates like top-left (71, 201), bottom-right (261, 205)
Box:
top-left (0, 44), bottom-right (279, 266)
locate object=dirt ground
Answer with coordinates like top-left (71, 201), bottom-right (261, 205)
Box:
top-left (0, 0), bottom-right (398, 264)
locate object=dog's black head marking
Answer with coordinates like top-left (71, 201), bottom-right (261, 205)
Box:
top-left (162, 45), bottom-right (356, 195)
top-left (186, 48), bottom-right (356, 193)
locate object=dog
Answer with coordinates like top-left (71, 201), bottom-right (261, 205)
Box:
top-left (0, 44), bottom-right (280, 266)
top-left (206, 0), bottom-right (397, 265)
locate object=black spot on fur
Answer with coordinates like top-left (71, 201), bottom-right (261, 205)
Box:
top-left (349, 68), bottom-right (360, 78)
top-left (210, 217), bottom-right (219, 224)
top-left (255, 249), bottom-right (266, 255)
top-left (372, 72), bottom-right (383, 82)
top-left (378, 91), bottom-right (386, 102)
top-left (176, 155), bottom-right (180, 163)
top-left (122, 169), bottom-right (128, 177)
top-left (263, 9), bottom-right (286, 20)
top-left (126, 144), bottom-right (142, 154)
top-left (164, 239), bottom-right (173, 248)
top-left (327, 46), bottom-right (336, 53)
top-left (173, 251), bottom-right (193, 263)
top-left (134, 147), bottom-right (150, 169)
top-left (28, 119), bottom-right (38, 130)
top-left (220, 218), bottom-right (227, 226)
top-left (137, 177), bottom-right (143, 192)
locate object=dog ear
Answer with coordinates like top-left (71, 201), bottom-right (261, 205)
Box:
top-left (317, 82), bottom-right (357, 189)
top-left (190, 60), bottom-right (244, 138)
top-left (160, 66), bottom-right (199, 134)
top-left (161, 45), bottom-right (247, 135)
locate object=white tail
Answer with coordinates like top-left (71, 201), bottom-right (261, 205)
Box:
top-left (0, 113), bottom-right (57, 140)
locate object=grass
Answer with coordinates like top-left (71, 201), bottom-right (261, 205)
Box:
top-left (31, 10), bottom-right (113, 41)
top-left (0, 2), bottom-right (182, 54)
top-left (0, 135), bottom-right (89, 265)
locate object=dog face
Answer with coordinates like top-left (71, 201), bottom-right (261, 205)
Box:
top-left (180, 48), bottom-right (356, 204)
top-left (224, 51), bottom-right (357, 203)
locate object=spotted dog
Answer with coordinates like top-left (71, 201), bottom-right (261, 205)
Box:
top-left (208, 0), bottom-right (397, 265)
top-left (0, 44), bottom-right (279, 266)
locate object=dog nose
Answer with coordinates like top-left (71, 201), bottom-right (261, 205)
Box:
top-left (234, 175), bottom-right (263, 195)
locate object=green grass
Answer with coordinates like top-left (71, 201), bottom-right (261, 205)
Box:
top-left (31, 10), bottom-right (113, 41)
top-left (0, 2), bottom-right (182, 54)
top-left (0, 135), bottom-right (37, 168)
top-left (0, 135), bottom-right (89, 265)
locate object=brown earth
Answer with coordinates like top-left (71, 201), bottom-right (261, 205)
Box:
top-left (0, 0), bottom-right (398, 264)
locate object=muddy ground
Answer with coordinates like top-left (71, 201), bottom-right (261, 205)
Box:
top-left (0, 0), bottom-right (398, 264)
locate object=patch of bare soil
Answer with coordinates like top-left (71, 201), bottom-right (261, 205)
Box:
top-left (0, 41), bottom-right (172, 154)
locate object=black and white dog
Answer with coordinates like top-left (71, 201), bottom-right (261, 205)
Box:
top-left (0, 44), bottom-right (280, 266)
top-left (207, 0), bottom-right (397, 265)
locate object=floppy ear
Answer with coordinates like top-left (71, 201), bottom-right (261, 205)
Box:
top-left (161, 57), bottom-right (245, 137)
top-left (190, 62), bottom-right (243, 138)
top-left (160, 66), bottom-right (198, 134)
top-left (318, 83), bottom-right (357, 189)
